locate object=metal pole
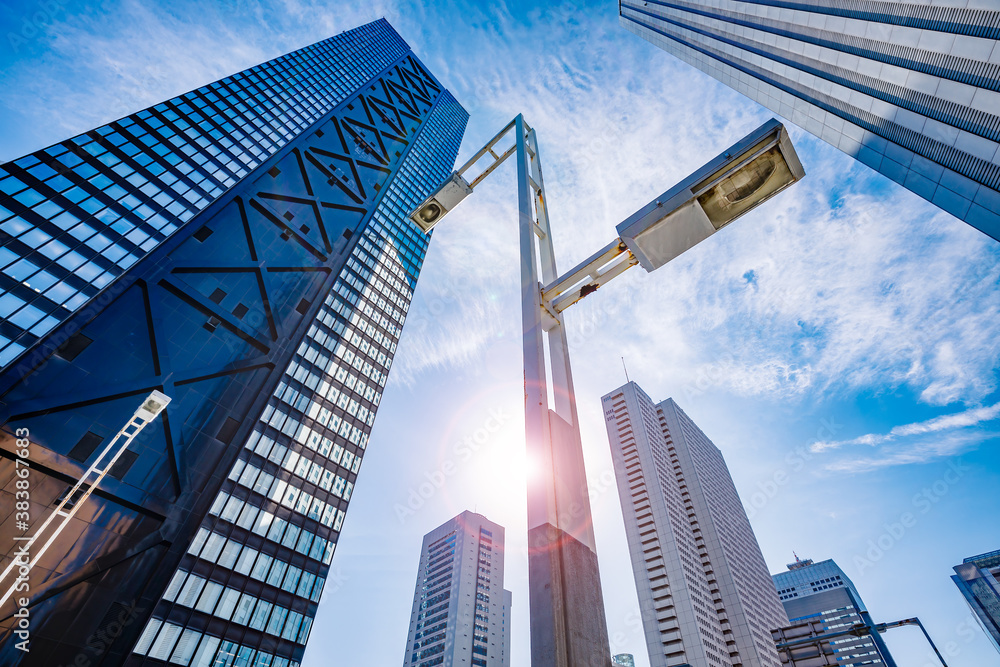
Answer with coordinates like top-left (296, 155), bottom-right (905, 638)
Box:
top-left (910, 619), bottom-right (949, 667)
top-left (878, 618), bottom-right (949, 667)
top-left (515, 115), bottom-right (612, 666)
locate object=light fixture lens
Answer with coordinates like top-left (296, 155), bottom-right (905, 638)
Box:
top-left (418, 202), bottom-right (442, 224)
top-left (134, 390), bottom-right (171, 420)
top-left (718, 153), bottom-right (775, 204)
top-left (696, 146), bottom-right (793, 229)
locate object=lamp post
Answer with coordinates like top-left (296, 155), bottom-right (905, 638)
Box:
top-left (410, 115), bottom-right (804, 666)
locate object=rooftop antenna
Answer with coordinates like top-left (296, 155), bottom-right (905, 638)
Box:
top-left (622, 356), bottom-right (630, 383)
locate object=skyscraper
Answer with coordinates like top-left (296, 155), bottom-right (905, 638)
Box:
top-left (619, 2), bottom-right (1000, 240)
top-left (601, 382), bottom-right (787, 667)
top-left (772, 557), bottom-right (888, 666)
top-left (952, 549), bottom-right (1000, 654)
top-left (0, 19), bottom-right (467, 667)
top-left (403, 511), bottom-right (512, 667)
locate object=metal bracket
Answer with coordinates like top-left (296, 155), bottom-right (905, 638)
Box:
top-left (455, 119), bottom-right (520, 190)
top-left (539, 238), bottom-right (639, 315)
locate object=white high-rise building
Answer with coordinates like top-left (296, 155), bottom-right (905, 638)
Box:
top-left (601, 382), bottom-right (787, 667)
top-left (619, 1), bottom-right (1000, 241)
top-left (403, 511), bottom-right (512, 667)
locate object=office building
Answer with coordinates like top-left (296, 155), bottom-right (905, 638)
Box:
top-left (772, 557), bottom-right (886, 666)
top-left (613, 653), bottom-right (637, 667)
top-left (403, 511), bottom-right (512, 667)
top-left (601, 382), bottom-right (787, 667)
top-left (0, 19), bottom-right (467, 667)
top-left (952, 549), bottom-right (1000, 653)
top-left (620, 1), bottom-right (1000, 240)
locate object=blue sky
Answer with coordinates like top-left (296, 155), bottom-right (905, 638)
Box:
top-left (2, 1), bottom-right (1000, 666)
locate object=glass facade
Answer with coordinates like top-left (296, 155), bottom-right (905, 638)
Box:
top-left (0, 20), bottom-right (411, 367)
top-left (620, 1), bottom-right (1000, 240)
top-left (0, 18), bottom-right (467, 667)
top-left (952, 549), bottom-right (1000, 654)
top-left (129, 94), bottom-right (467, 667)
top-left (404, 512), bottom-right (511, 667)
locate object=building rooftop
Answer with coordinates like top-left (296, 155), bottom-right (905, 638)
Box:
top-left (964, 549), bottom-right (1000, 568)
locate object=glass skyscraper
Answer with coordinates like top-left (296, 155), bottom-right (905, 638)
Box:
top-left (0, 19), bottom-right (467, 667)
top-left (952, 549), bottom-right (1000, 654)
top-left (403, 512), bottom-right (512, 667)
top-left (620, 1), bottom-right (1000, 240)
top-left (602, 382), bottom-right (788, 667)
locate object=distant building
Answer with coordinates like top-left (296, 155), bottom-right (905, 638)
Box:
top-left (602, 382), bottom-right (787, 667)
top-left (952, 549), bottom-right (1000, 654)
top-left (772, 557), bottom-right (887, 666)
top-left (613, 653), bottom-right (636, 667)
top-left (403, 511), bottom-right (512, 667)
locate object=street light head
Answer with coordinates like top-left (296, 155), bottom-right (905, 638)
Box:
top-left (617, 119), bottom-right (804, 271)
top-left (695, 138), bottom-right (799, 230)
top-left (409, 172), bottom-right (474, 233)
top-left (134, 390), bottom-right (171, 422)
top-left (416, 202), bottom-right (444, 226)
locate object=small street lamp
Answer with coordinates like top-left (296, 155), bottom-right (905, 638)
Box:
top-left (0, 391), bottom-right (171, 612)
top-left (410, 115), bottom-right (803, 666)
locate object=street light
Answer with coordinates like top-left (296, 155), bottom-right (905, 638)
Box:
top-left (617, 118), bottom-right (803, 271)
top-left (410, 116), bottom-right (803, 666)
top-left (410, 172), bottom-right (474, 233)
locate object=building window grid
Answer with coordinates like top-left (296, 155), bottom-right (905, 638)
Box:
top-left (158, 568), bottom-right (315, 640)
top-left (130, 72), bottom-right (465, 667)
top-left (0, 20), bottom-right (410, 365)
top-left (620, 7), bottom-right (1000, 230)
top-left (629, 1), bottom-right (1000, 144)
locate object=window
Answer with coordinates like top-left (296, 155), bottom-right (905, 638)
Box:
top-left (195, 581), bottom-right (224, 613)
top-left (232, 593), bottom-right (256, 625)
top-left (215, 589), bottom-right (240, 620)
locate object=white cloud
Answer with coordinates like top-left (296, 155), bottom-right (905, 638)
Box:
top-left (809, 401), bottom-right (1000, 473)
top-left (822, 431), bottom-right (997, 473)
top-left (812, 401), bottom-right (1000, 453)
